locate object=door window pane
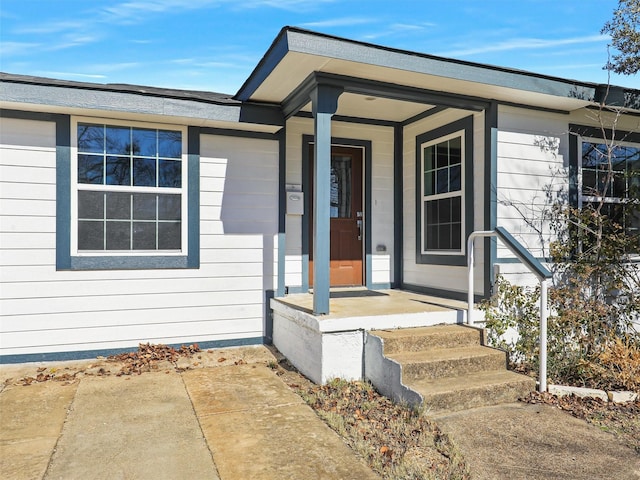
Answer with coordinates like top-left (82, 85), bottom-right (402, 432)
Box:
top-left (330, 155), bottom-right (352, 218)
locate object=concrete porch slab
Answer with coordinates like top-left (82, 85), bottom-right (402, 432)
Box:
top-left (271, 289), bottom-right (470, 384)
top-left (273, 289), bottom-right (467, 333)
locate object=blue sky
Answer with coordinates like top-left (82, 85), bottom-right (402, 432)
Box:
top-left (1, 0), bottom-right (637, 95)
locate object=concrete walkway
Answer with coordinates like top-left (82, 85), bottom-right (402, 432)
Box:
top-left (0, 348), bottom-right (379, 480)
top-left (435, 403), bottom-right (640, 480)
top-left (2, 346), bottom-right (639, 479)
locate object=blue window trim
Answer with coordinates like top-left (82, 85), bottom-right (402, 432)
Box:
top-left (569, 124), bottom-right (640, 208)
top-left (415, 115), bottom-right (474, 266)
top-left (57, 118), bottom-right (200, 270)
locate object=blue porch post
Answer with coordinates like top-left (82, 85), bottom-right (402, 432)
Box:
top-left (310, 84), bottom-right (343, 314)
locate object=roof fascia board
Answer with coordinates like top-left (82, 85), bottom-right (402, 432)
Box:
top-left (235, 28), bottom-right (291, 101)
top-left (497, 100), bottom-right (570, 115)
top-left (239, 102), bottom-right (284, 126)
top-left (284, 28), bottom-right (600, 103)
top-left (584, 102), bottom-right (640, 117)
top-left (1, 80), bottom-right (283, 127)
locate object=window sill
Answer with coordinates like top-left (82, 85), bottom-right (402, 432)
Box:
top-left (415, 252), bottom-right (467, 266)
top-left (63, 255), bottom-right (194, 270)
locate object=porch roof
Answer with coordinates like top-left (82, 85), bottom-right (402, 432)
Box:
top-left (237, 26), bottom-right (640, 120)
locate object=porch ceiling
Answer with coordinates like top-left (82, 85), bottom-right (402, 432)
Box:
top-left (236, 27), bottom-right (623, 122)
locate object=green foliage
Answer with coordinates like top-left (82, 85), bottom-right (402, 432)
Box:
top-left (602, 0), bottom-right (640, 75)
top-left (481, 277), bottom-right (541, 370)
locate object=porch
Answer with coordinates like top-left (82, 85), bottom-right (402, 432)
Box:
top-left (271, 288), bottom-right (474, 385)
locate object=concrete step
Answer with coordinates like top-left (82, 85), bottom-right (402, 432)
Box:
top-left (410, 370), bottom-right (536, 415)
top-left (372, 325), bottom-right (481, 354)
top-left (387, 345), bottom-right (507, 381)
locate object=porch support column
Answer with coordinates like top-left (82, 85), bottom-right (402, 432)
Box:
top-left (310, 83), bottom-right (343, 315)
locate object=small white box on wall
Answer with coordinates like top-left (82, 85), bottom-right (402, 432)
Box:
top-left (286, 184), bottom-right (304, 215)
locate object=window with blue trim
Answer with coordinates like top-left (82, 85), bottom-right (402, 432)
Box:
top-left (75, 123), bottom-right (185, 252)
top-left (415, 116), bottom-right (473, 266)
top-left (580, 137), bottom-right (640, 252)
top-left (65, 119), bottom-right (196, 270)
top-left (422, 132), bottom-right (464, 252)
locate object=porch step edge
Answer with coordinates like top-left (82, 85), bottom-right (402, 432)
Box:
top-left (387, 346), bottom-right (507, 381)
top-left (409, 370), bottom-right (536, 415)
top-left (371, 325), bottom-right (481, 353)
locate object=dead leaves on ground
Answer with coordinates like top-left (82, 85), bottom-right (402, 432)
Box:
top-left (108, 343), bottom-right (201, 376)
top-left (18, 370), bottom-right (79, 386)
top-left (11, 343), bottom-right (255, 387)
top-left (295, 379), bottom-right (470, 479)
top-left (14, 343), bottom-right (201, 386)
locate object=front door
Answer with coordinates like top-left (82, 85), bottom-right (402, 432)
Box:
top-left (309, 145), bottom-right (363, 287)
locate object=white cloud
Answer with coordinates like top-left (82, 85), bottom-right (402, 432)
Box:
top-left (46, 35), bottom-right (102, 52)
top-left (39, 71), bottom-right (107, 80)
top-left (0, 41), bottom-right (41, 56)
top-left (361, 22), bottom-right (435, 41)
top-left (99, 0), bottom-right (220, 22)
top-left (441, 35), bottom-right (607, 57)
top-left (85, 62), bottom-right (141, 73)
top-left (97, 0), bottom-right (332, 22)
top-left (14, 20), bottom-right (87, 35)
top-left (540, 62), bottom-right (604, 71)
top-left (237, 0), bottom-right (336, 11)
top-left (300, 17), bottom-right (375, 28)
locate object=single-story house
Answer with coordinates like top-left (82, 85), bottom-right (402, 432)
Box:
top-left (1, 27), bottom-right (639, 382)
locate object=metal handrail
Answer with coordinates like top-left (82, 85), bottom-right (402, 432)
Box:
top-left (467, 228), bottom-right (553, 392)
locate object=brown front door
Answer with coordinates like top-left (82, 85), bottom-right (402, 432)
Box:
top-left (309, 145), bottom-right (363, 287)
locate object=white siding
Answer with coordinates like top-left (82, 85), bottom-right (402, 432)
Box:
top-left (283, 117), bottom-right (395, 288)
top-left (402, 109), bottom-right (486, 296)
top-left (496, 106), bottom-right (569, 263)
top-left (495, 106), bottom-right (638, 287)
top-left (0, 118), bottom-right (278, 357)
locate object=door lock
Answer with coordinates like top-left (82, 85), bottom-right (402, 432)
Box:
top-left (357, 219), bottom-right (363, 241)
